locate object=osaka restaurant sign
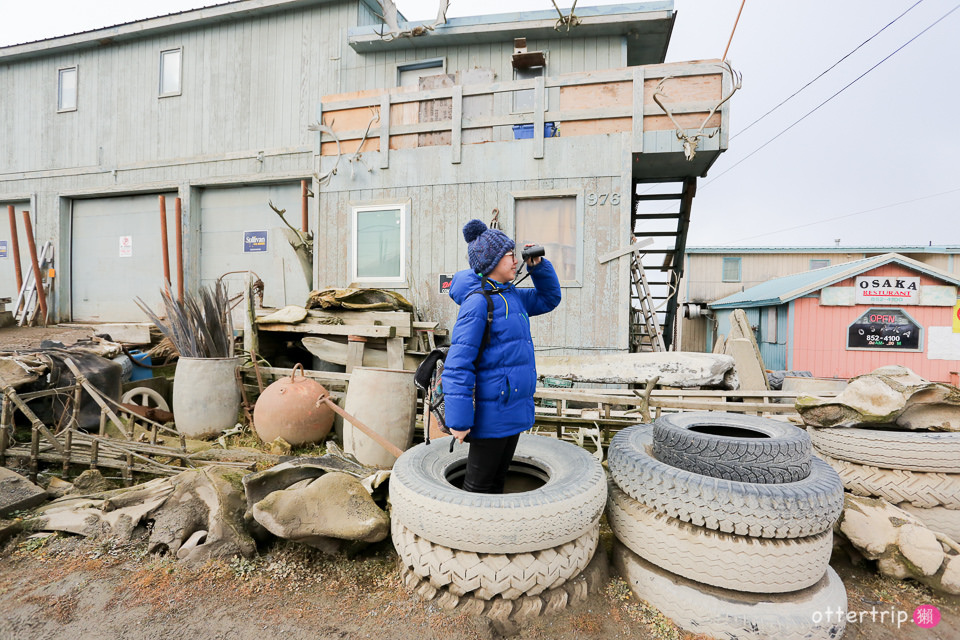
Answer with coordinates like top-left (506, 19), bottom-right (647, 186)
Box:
top-left (855, 276), bottom-right (919, 305)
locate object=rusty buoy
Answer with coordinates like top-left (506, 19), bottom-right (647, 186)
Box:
top-left (253, 364), bottom-right (334, 445)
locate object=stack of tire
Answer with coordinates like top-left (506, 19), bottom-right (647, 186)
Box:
top-left (607, 413), bottom-right (848, 640)
top-left (388, 435), bottom-right (608, 628)
top-left (809, 427), bottom-right (960, 541)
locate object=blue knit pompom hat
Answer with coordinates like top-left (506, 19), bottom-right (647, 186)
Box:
top-left (463, 219), bottom-right (515, 276)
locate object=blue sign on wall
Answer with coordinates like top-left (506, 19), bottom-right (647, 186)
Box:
top-left (243, 230), bottom-right (268, 253)
top-left (0, 240), bottom-right (7, 258)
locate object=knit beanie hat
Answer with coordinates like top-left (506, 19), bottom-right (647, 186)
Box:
top-left (463, 219), bottom-right (515, 276)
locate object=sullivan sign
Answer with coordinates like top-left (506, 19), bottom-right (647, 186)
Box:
top-left (855, 276), bottom-right (919, 305)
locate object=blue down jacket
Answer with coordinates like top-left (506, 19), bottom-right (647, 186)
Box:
top-left (444, 259), bottom-right (561, 438)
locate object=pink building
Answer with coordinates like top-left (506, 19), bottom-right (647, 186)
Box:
top-left (709, 253), bottom-right (960, 383)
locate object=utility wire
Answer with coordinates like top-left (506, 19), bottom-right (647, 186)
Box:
top-left (701, 3), bottom-right (960, 191)
top-left (636, 0), bottom-right (925, 196)
top-left (715, 186), bottom-right (960, 245)
top-left (730, 0), bottom-right (925, 141)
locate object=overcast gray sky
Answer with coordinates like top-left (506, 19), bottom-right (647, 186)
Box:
top-left (2, 0), bottom-right (957, 248)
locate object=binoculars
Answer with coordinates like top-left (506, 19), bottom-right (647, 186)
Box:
top-left (521, 245), bottom-right (545, 261)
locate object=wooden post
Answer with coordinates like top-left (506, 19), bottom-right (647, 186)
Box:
top-left (0, 396), bottom-right (10, 467)
top-left (21, 211), bottom-right (47, 325)
top-left (301, 179), bottom-right (309, 233)
top-left (90, 438), bottom-right (99, 470)
top-left (7, 205), bottom-right (23, 301)
top-left (175, 197), bottom-right (184, 302)
top-left (30, 425), bottom-right (40, 484)
top-left (62, 426), bottom-right (73, 476)
top-left (159, 195), bottom-right (171, 287)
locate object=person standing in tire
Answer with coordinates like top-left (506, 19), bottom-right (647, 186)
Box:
top-left (444, 219), bottom-right (561, 494)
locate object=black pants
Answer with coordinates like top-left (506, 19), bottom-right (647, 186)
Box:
top-left (462, 434), bottom-right (520, 494)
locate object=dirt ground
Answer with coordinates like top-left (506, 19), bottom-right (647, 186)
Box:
top-left (0, 325), bottom-right (105, 351)
top-left (0, 527), bottom-right (958, 640)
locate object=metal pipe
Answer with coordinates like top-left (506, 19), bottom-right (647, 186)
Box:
top-left (7, 205), bottom-right (23, 298)
top-left (21, 211), bottom-right (47, 325)
top-left (175, 197), bottom-right (184, 302)
top-left (158, 195), bottom-right (171, 287)
top-left (301, 179), bottom-right (308, 233)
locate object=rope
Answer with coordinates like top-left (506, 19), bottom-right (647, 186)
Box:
top-left (722, 0), bottom-right (747, 62)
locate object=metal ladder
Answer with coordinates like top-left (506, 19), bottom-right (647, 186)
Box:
top-left (629, 252), bottom-right (665, 352)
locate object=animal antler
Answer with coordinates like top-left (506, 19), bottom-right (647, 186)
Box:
top-left (551, 0), bottom-right (581, 31)
top-left (651, 61), bottom-right (742, 161)
top-left (375, 0), bottom-right (450, 41)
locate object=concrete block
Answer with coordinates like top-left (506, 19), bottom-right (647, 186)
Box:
top-left (0, 467), bottom-right (47, 515)
top-left (726, 338), bottom-right (767, 392)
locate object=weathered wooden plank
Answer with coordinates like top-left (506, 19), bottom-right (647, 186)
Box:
top-left (632, 66), bottom-right (644, 153)
top-left (379, 93), bottom-right (391, 169)
top-left (257, 322), bottom-right (395, 337)
top-left (302, 336), bottom-right (422, 370)
top-left (451, 85), bottom-right (462, 164)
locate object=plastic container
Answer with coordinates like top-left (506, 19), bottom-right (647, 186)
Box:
top-left (512, 122), bottom-right (558, 139)
top-left (129, 350), bottom-right (154, 381)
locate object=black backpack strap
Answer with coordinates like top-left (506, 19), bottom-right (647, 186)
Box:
top-left (465, 278), bottom-right (497, 369)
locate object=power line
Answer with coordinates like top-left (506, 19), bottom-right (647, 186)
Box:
top-left (730, 0), bottom-right (925, 141)
top-left (701, 3), bottom-right (960, 191)
top-left (636, 0), bottom-right (926, 196)
top-left (715, 186), bottom-right (960, 245)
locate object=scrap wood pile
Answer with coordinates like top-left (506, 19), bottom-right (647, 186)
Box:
top-left (253, 287), bottom-right (446, 373)
top-left (798, 364), bottom-right (960, 595)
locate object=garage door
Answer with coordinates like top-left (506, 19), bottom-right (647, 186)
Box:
top-left (199, 183), bottom-right (311, 314)
top-left (72, 192), bottom-right (177, 322)
top-left (0, 202), bottom-right (32, 304)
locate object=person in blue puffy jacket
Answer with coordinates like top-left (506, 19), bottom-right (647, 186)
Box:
top-left (444, 218), bottom-right (561, 493)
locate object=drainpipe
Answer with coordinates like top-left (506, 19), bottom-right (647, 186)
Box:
top-left (301, 179), bottom-right (309, 233)
top-left (175, 197), bottom-right (184, 302)
top-left (7, 206), bottom-right (23, 305)
top-left (21, 211), bottom-right (47, 325)
top-left (159, 195), bottom-right (171, 288)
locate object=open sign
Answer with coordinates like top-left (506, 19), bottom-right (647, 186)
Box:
top-left (848, 307), bottom-right (921, 351)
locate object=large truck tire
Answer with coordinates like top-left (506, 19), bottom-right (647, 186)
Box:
top-left (809, 427), bottom-right (960, 473)
top-left (607, 480), bottom-right (832, 593)
top-left (608, 425), bottom-right (843, 538)
top-left (392, 518), bottom-right (599, 600)
top-left (613, 542), bottom-right (847, 640)
top-left (819, 453), bottom-right (960, 508)
top-left (390, 434), bottom-right (606, 553)
top-left (652, 412), bottom-right (812, 484)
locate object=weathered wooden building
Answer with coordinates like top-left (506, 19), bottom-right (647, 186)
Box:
top-left (704, 253), bottom-right (960, 382)
top-left (679, 246), bottom-right (960, 353)
top-left (1, 0), bottom-right (734, 355)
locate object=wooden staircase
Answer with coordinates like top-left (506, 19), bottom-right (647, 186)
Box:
top-left (629, 177), bottom-right (697, 351)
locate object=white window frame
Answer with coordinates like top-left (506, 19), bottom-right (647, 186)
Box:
top-left (721, 257), bottom-right (741, 283)
top-left (58, 66), bottom-right (78, 112)
top-left (350, 200), bottom-right (410, 287)
top-left (159, 47), bottom-right (183, 98)
top-left (396, 57), bottom-right (446, 87)
top-left (510, 188), bottom-right (583, 287)
top-left (810, 259), bottom-right (830, 270)
top-left (513, 64), bottom-right (548, 113)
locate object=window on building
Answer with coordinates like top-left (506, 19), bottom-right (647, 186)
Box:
top-left (397, 59), bottom-right (445, 87)
top-left (513, 65), bottom-right (546, 113)
top-left (159, 48), bottom-right (182, 97)
top-left (58, 66), bottom-right (78, 112)
top-left (514, 195), bottom-right (579, 284)
top-left (764, 307), bottom-right (778, 343)
top-left (810, 259), bottom-right (830, 270)
top-left (721, 257), bottom-right (741, 282)
top-left (351, 203), bottom-right (408, 284)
